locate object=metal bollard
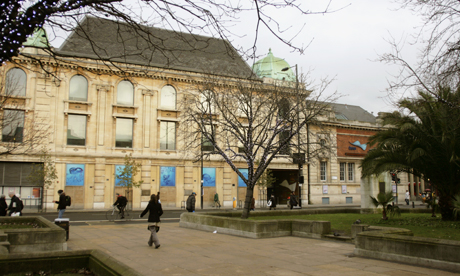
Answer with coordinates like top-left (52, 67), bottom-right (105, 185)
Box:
top-left (412, 201), bottom-right (415, 208)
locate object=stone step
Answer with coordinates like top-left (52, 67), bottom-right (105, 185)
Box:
top-left (323, 234), bottom-right (354, 243)
top-left (0, 241), bottom-right (10, 254)
top-left (0, 233), bottom-right (7, 242)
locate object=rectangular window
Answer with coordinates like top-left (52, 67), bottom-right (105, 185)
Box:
top-left (339, 162), bottom-right (346, 181)
top-left (67, 115), bottom-right (86, 146)
top-left (160, 121), bottom-right (176, 150)
top-left (116, 118), bottom-right (133, 148)
top-left (320, 161), bottom-right (327, 181)
top-left (2, 110), bottom-right (24, 142)
top-left (348, 163), bottom-right (354, 181)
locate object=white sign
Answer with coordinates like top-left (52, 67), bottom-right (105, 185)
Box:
top-left (342, 185), bottom-right (347, 194)
top-left (392, 185), bottom-right (397, 193)
top-left (332, 176), bottom-right (338, 180)
top-left (322, 185), bottom-right (328, 194)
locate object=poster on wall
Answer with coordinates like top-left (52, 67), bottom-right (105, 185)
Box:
top-left (160, 166), bottom-right (176, 187)
top-left (202, 168), bottom-right (216, 187)
top-left (238, 169), bottom-right (248, 187)
top-left (66, 164), bottom-right (85, 186)
top-left (114, 165), bottom-right (125, 186)
top-left (392, 185), bottom-right (397, 193)
top-left (322, 185), bottom-right (328, 194)
top-left (342, 185), bottom-right (347, 194)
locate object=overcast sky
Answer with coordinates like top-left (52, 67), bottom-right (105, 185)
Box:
top-left (235, 0), bottom-right (424, 116)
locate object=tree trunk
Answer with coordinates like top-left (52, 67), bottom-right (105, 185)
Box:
top-left (382, 208), bottom-right (388, 220)
top-left (241, 187), bottom-right (254, 219)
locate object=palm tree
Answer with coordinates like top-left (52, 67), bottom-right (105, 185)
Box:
top-left (370, 192), bottom-right (401, 220)
top-left (361, 85), bottom-right (460, 220)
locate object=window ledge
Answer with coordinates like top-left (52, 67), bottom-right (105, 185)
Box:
top-left (157, 117), bottom-right (180, 122)
top-left (157, 107), bottom-right (179, 112)
top-left (112, 104), bottom-right (138, 109)
top-left (65, 100), bottom-right (93, 106)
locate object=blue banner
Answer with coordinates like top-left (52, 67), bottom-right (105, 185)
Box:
top-left (238, 169), bottom-right (248, 187)
top-left (202, 168), bottom-right (216, 187)
top-left (161, 166), bottom-right (176, 187)
top-left (66, 164), bottom-right (85, 186)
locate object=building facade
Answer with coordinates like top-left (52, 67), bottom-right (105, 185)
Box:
top-left (0, 17), bottom-right (386, 211)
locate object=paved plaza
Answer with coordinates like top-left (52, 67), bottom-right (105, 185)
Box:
top-left (66, 222), bottom-right (459, 276)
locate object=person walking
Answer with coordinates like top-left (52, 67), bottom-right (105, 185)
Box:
top-left (289, 191), bottom-right (297, 210)
top-left (0, 195), bottom-right (7, 216)
top-left (214, 192), bottom-right (221, 208)
top-left (186, 192), bottom-right (196, 212)
top-left (140, 194), bottom-right (163, 248)
top-left (405, 190), bottom-right (410, 205)
top-left (16, 194), bottom-right (24, 216)
top-left (55, 190), bottom-right (67, 218)
top-left (7, 192), bottom-right (21, 216)
top-left (269, 194), bottom-right (276, 210)
top-left (113, 193), bottom-right (128, 219)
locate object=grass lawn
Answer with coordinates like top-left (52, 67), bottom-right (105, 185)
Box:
top-left (249, 213), bottom-right (460, 241)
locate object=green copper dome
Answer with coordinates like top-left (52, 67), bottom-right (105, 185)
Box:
top-left (252, 49), bottom-right (296, 82)
top-left (23, 28), bottom-right (49, 48)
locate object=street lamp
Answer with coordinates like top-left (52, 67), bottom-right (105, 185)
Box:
top-left (281, 64), bottom-right (305, 207)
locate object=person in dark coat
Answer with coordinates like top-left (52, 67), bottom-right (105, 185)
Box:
top-left (7, 192), bottom-right (21, 216)
top-left (113, 193), bottom-right (128, 219)
top-left (140, 194), bottom-right (163, 248)
top-left (289, 191), bottom-right (297, 210)
top-left (55, 190), bottom-right (67, 218)
top-left (186, 192), bottom-right (196, 212)
top-left (0, 195), bottom-right (8, 216)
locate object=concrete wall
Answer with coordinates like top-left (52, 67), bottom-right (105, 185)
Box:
top-left (0, 216), bottom-right (67, 254)
top-left (354, 226), bottom-right (460, 272)
top-left (179, 211), bottom-right (332, 239)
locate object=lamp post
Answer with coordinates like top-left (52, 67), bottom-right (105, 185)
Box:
top-left (281, 64), bottom-right (304, 207)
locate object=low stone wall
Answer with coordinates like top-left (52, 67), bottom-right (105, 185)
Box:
top-left (179, 211), bottom-right (331, 238)
top-left (0, 249), bottom-right (142, 276)
top-left (0, 216), bottom-right (67, 254)
top-left (354, 226), bottom-right (460, 272)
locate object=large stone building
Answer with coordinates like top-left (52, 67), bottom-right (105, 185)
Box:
top-left (0, 17), bottom-right (387, 211)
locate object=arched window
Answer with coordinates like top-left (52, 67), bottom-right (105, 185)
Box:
top-left (117, 80), bottom-right (134, 106)
top-left (69, 75), bottom-right (88, 101)
top-left (200, 90), bottom-right (215, 114)
top-left (5, 68), bottom-right (26, 96)
top-left (161, 85), bottom-right (176, 109)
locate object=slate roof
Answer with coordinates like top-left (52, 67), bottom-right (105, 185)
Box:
top-left (329, 103), bottom-right (376, 123)
top-left (57, 16), bottom-right (256, 79)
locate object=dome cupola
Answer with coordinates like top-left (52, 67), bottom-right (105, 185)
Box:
top-left (252, 49), bottom-right (296, 82)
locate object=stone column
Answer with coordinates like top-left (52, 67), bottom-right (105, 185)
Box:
top-left (142, 89), bottom-right (156, 149)
top-left (96, 85), bottom-right (110, 147)
top-left (93, 158), bottom-right (106, 209)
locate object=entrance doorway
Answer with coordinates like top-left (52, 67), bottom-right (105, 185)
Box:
top-left (268, 169), bottom-right (298, 205)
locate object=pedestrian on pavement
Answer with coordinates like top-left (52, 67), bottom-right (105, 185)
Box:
top-left (0, 195), bottom-right (7, 216)
top-left (113, 193), bottom-right (128, 219)
top-left (7, 192), bottom-right (21, 216)
top-left (269, 194), bottom-right (276, 210)
top-left (186, 192), bottom-right (196, 212)
top-left (214, 192), bottom-right (221, 208)
top-left (250, 197), bottom-right (255, 211)
top-left (55, 190), bottom-right (67, 218)
top-left (16, 194), bottom-right (24, 216)
top-left (140, 194), bottom-right (163, 248)
top-left (289, 191), bottom-right (297, 210)
top-left (405, 190), bottom-right (410, 205)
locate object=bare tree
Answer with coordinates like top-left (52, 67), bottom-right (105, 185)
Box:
top-left (179, 74), bottom-right (336, 219)
top-left (1, 1), bottom-right (343, 76)
top-left (381, 0), bottom-right (460, 105)
top-left (0, 68), bottom-right (50, 156)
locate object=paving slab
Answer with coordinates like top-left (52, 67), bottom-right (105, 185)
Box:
top-left (66, 222), bottom-right (459, 276)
